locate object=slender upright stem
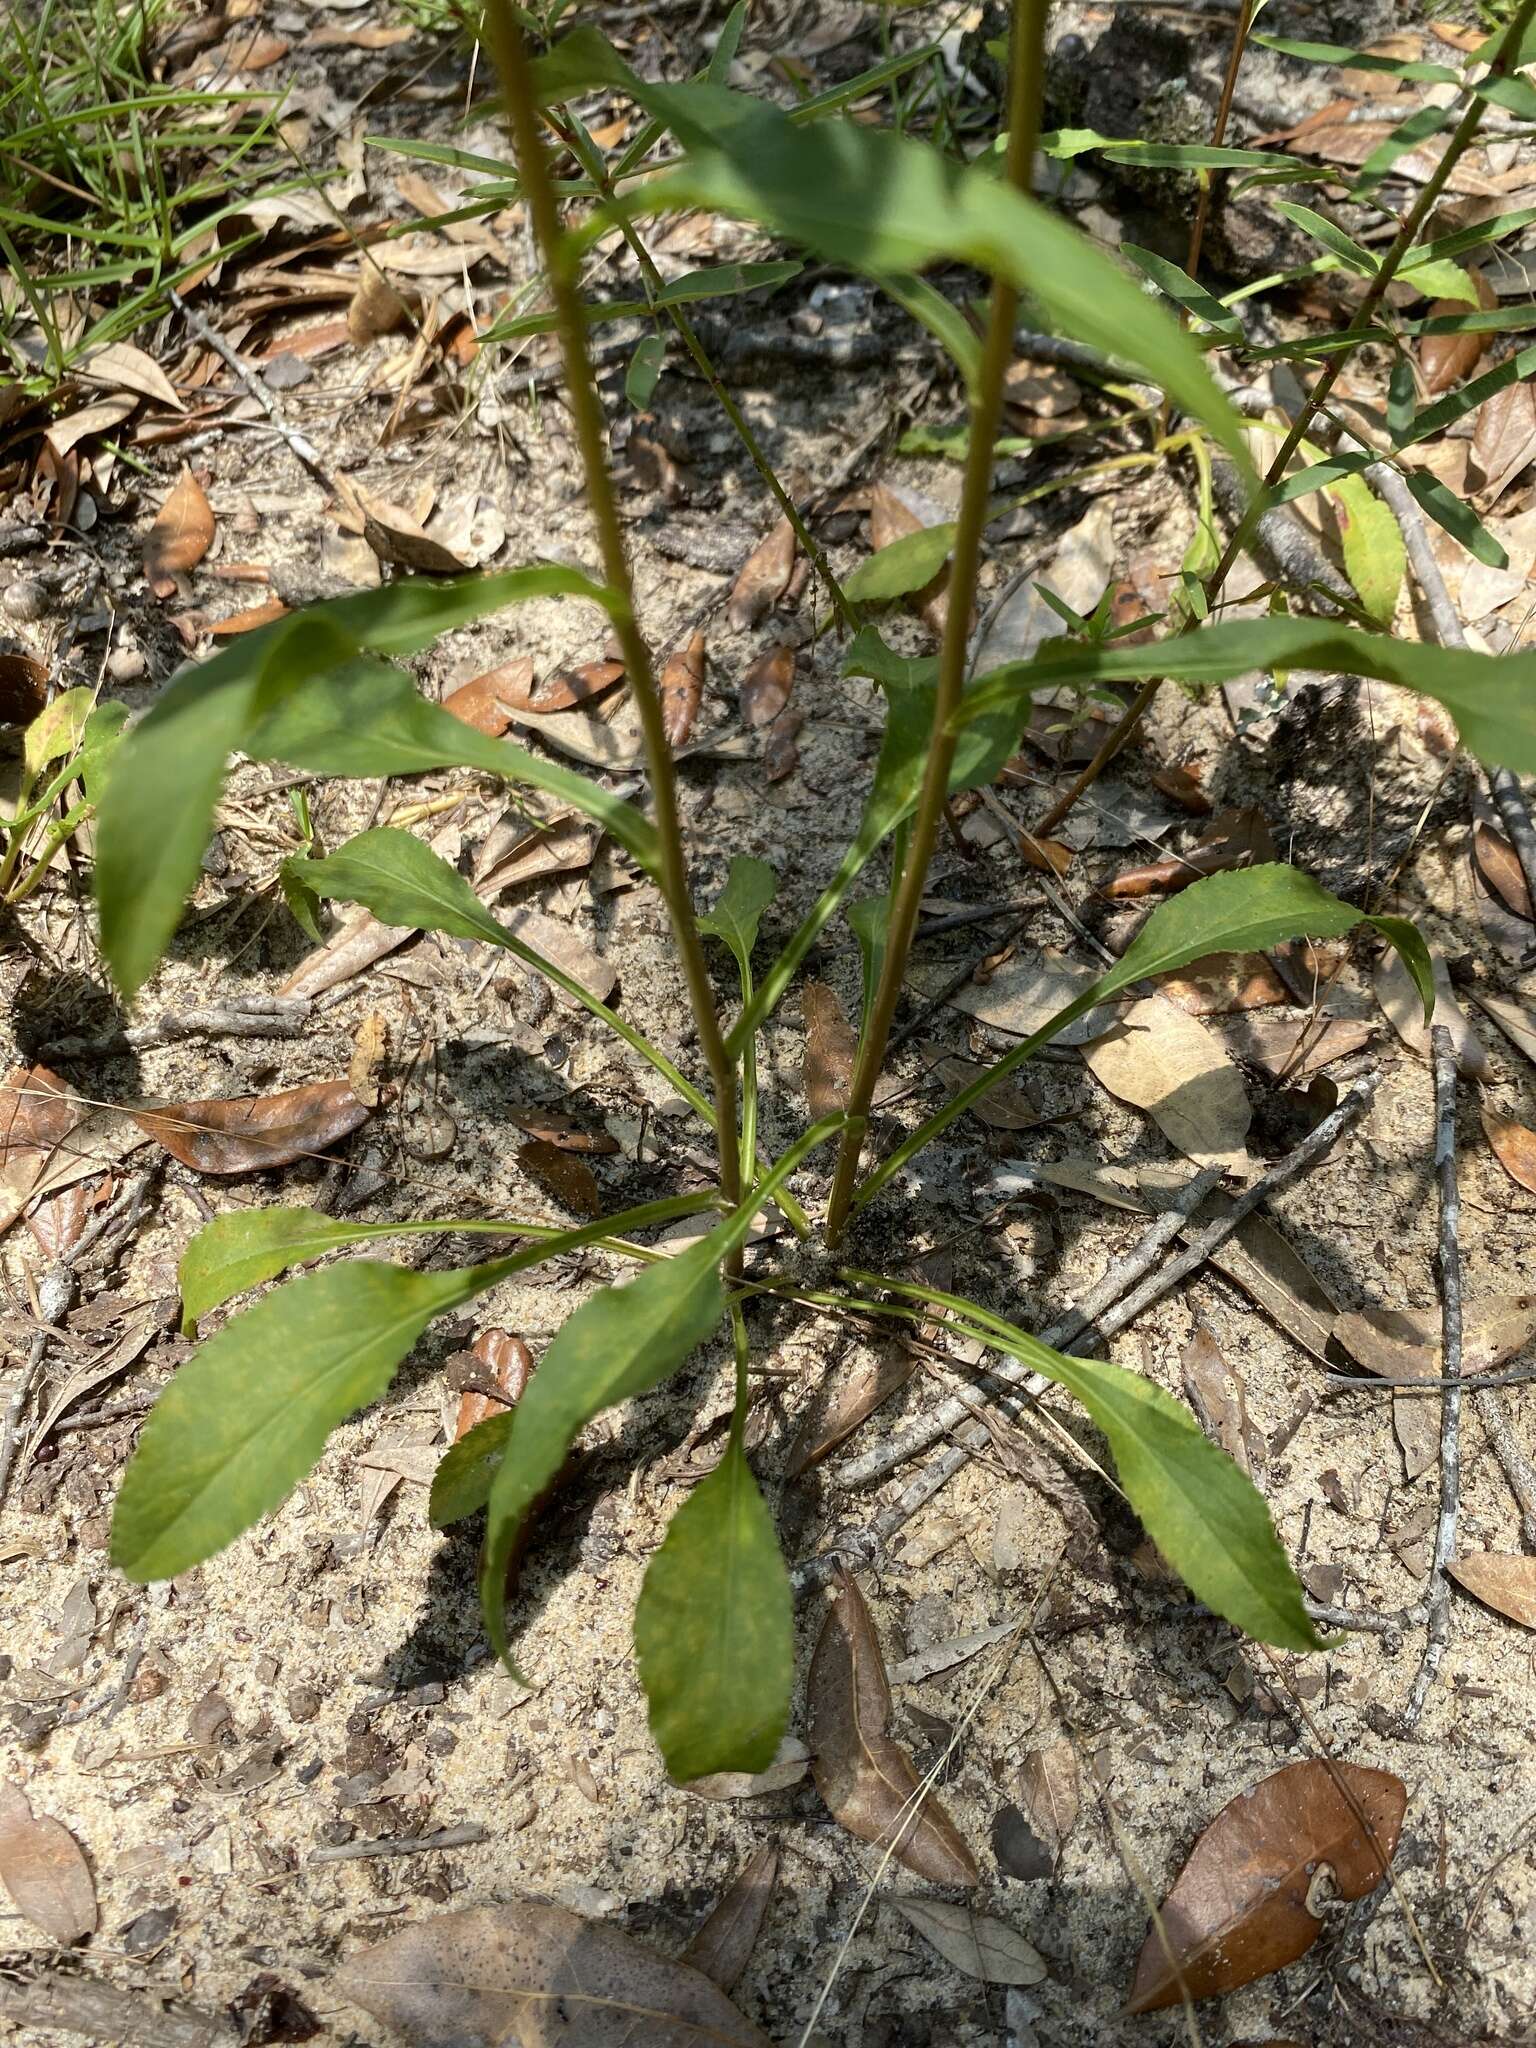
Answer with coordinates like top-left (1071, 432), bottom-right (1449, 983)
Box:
top-left (1026, 0), bottom-right (1536, 840)
top-left (548, 111), bottom-right (860, 634)
top-left (823, 0), bottom-right (1048, 1246)
top-left (486, 1), bottom-right (740, 1212)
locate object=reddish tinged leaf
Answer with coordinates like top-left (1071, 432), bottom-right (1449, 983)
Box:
top-left (1482, 1104), bottom-right (1536, 1193)
top-left (1448, 1551), bottom-right (1536, 1628)
top-left (1149, 762), bottom-right (1213, 815)
top-left (739, 641), bottom-right (795, 729)
top-left (1419, 270), bottom-right (1497, 397)
top-left (443, 664), bottom-right (527, 735)
top-left (26, 1176), bottom-right (112, 1260)
top-left (144, 467), bottom-right (215, 596)
top-left (208, 598), bottom-right (289, 636)
top-left (762, 710), bottom-right (802, 783)
top-left (660, 630), bottom-right (706, 748)
top-left (1473, 819), bottom-right (1533, 922)
top-left (682, 1844), bottom-right (778, 1992)
top-left (131, 1079), bottom-right (370, 1174)
top-left (531, 659), bottom-right (626, 715)
top-left (727, 516), bottom-right (796, 631)
top-left (808, 1570), bottom-right (978, 1886)
top-left (0, 1784), bottom-right (97, 1944)
top-left (1104, 806), bottom-right (1277, 899)
top-left (802, 981), bottom-right (857, 1119)
top-left (1127, 1760), bottom-right (1406, 2013)
top-left (516, 1138), bottom-right (601, 1217)
top-left (454, 1328), bottom-right (535, 1441)
top-left (334, 1901), bottom-right (774, 2048)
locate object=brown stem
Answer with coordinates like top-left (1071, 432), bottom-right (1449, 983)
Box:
top-left (485, 1), bottom-right (740, 1213)
top-left (823, 0), bottom-right (1049, 1246)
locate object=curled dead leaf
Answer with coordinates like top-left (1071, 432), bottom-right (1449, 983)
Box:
top-left (739, 642), bottom-right (795, 729)
top-left (889, 1898), bottom-right (1046, 1986)
top-left (0, 1064), bottom-right (84, 1236)
top-left (1127, 1760), bottom-right (1405, 2013)
top-left (454, 1328), bottom-right (535, 1441)
top-left (144, 467), bottom-right (215, 596)
top-left (660, 631), bottom-right (706, 749)
top-left (208, 598), bottom-right (289, 636)
top-left (1473, 820), bottom-right (1533, 922)
top-left (727, 516), bottom-right (796, 632)
top-left (802, 981), bottom-right (857, 1120)
top-left (347, 265), bottom-right (412, 348)
top-left (335, 1901), bottom-right (774, 2047)
top-left (1470, 377), bottom-right (1536, 506)
top-left (131, 1079), bottom-right (370, 1174)
top-left (0, 1784), bottom-right (97, 1945)
top-left (808, 1569), bottom-right (978, 1886)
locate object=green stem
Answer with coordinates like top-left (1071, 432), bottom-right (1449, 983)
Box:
top-left (823, 0), bottom-right (1048, 1247)
top-left (549, 109), bottom-right (860, 634)
top-left (485, 0), bottom-right (741, 1221)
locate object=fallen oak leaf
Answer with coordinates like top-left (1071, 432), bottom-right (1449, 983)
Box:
top-left (1473, 819), bottom-right (1533, 921)
top-left (454, 1329), bottom-right (535, 1441)
top-left (334, 1900), bottom-right (774, 2047)
top-left (0, 1784), bottom-right (97, 1945)
top-left (802, 981), bottom-right (857, 1120)
top-left (144, 467), bottom-right (215, 597)
top-left (1447, 1551), bottom-right (1536, 1628)
top-left (808, 1568), bottom-right (978, 1886)
top-left (1127, 1760), bottom-right (1406, 2013)
top-left (131, 1079), bottom-right (371, 1174)
top-left (207, 598), bottom-right (289, 637)
top-left (516, 1138), bottom-right (601, 1218)
top-left (739, 642), bottom-right (795, 729)
top-left (726, 515), bottom-right (796, 632)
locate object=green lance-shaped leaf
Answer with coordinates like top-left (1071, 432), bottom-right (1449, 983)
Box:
top-left (959, 613), bottom-right (1536, 774)
top-left (856, 864), bottom-right (1433, 1210)
top-left (478, 1120), bottom-right (841, 1672)
top-left (94, 564), bottom-right (625, 1001)
top-left (1395, 342), bottom-right (1536, 452)
top-left (1252, 34), bottom-right (1459, 82)
top-left (285, 828), bottom-right (703, 1119)
top-left (177, 1190), bottom-right (717, 1332)
top-left (1334, 472), bottom-right (1405, 626)
top-left (633, 1313), bottom-right (792, 1780)
top-left (111, 1257), bottom-right (519, 1582)
top-left (698, 854), bottom-right (778, 970)
top-left (534, 31), bottom-right (1251, 479)
top-left (851, 1276), bottom-right (1322, 1653)
top-left (1270, 200), bottom-right (1376, 276)
top-left (1122, 245), bottom-right (1243, 339)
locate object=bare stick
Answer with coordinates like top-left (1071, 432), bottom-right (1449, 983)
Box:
top-left (810, 1073), bottom-right (1380, 1578)
top-left (1403, 1025), bottom-right (1465, 1730)
top-left (836, 1164), bottom-right (1222, 1487)
top-left (0, 1264), bottom-right (72, 1507)
top-left (0, 1975), bottom-right (231, 2048)
top-left (168, 288), bottom-right (333, 495)
top-left (1475, 1393), bottom-right (1536, 1551)
top-left (308, 1822), bottom-right (488, 1862)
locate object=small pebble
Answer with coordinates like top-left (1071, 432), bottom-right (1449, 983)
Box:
top-left (107, 644), bottom-right (146, 683)
top-left (2, 578), bottom-right (48, 623)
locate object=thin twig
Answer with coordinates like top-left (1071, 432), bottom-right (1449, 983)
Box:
top-left (168, 288), bottom-right (333, 495)
top-left (813, 1073), bottom-right (1380, 1576)
top-left (307, 1822), bottom-right (488, 1862)
top-left (1403, 1025), bottom-right (1464, 1730)
top-left (836, 1164), bottom-right (1222, 1487)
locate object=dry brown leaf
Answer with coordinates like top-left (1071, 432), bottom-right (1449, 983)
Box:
top-left (686, 1737), bottom-right (811, 1801)
top-left (442, 666), bottom-right (523, 737)
top-left (335, 1901), bottom-right (773, 2047)
top-left (207, 598), bottom-right (288, 636)
top-left (226, 27), bottom-right (289, 68)
top-left (785, 1344), bottom-right (920, 1477)
top-left (536, 659), bottom-right (626, 715)
top-left (933, 1055), bottom-right (1041, 1131)
top-left (347, 265), bottom-right (411, 348)
top-left (131, 1079), bottom-right (370, 1174)
top-left (348, 1012), bottom-right (389, 1108)
top-left (26, 1176), bottom-right (112, 1261)
top-left (868, 482), bottom-right (956, 640)
top-left (1482, 1104), bottom-right (1536, 1193)
top-left (808, 1569), bottom-right (978, 1886)
top-left (350, 483), bottom-right (470, 574)
top-left (1470, 377), bottom-right (1536, 506)
top-left (0, 652), bottom-right (48, 727)
top-left (1127, 1760), bottom-right (1406, 2013)
top-left (508, 1110), bottom-right (619, 1155)
top-left (762, 710), bottom-right (801, 783)
top-left (726, 516), bottom-right (796, 631)
top-left (682, 1845), bottom-right (778, 1993)
top-left (1374, 949), bottom-right (1489, 1078)
top-left (1448, 1551), bottom-right (1536, 1628)
top-left (1160, 953), bottom-right (1289, 1017)
top-left (475, 815), bottom-right (595, 895)
top-left (516, 1139), bottom-right (601, 1218)
top-left (0, 1785), bottom-right (97, 1944)
top-left (454, 1329), bottom-right (535, 1441)
top-left (0, 1064), bottom-right (84, 1237)
top-left (1014, 1740), bottom-right (1079, 1869)
top-left (309, 21), bottom-right (416, 47)
top-left (889, 1899), bottom-right (1046, 1986)
top-left (1149, 763), bottom-right (1213, 815)
top-left (1473, 819), bottom-right (1533, 921)
top-left (1084, 996), bottom-right (1251, 1172)
top-left (1474, 990), bottom-right (1536, 1066)
top-left (144, 467), bottom-right (215, 595)
top-left (1180, 1327), bottom-right (1260, 1474)
top-left (45, 395), bottom-right (137, 462)
top-left (802, 981), bottom-right (857, 1119)
top-left (1217, 1013), bottom-right (1374, 1083)
top-left (77, 341), bottom-right (184, 412)
top-left (1103, 806), bottom-right (1276, 898)
top-left (739, 642), bottom-right (795, 729)
top-left (1419, 269), bottom-right (1497, 396)
top-left (660, 631), bottom-right (706, 749)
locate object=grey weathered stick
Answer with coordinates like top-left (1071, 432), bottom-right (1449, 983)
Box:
top-left (308, 1822), bottom-right (488, 1862)
top-left (170, 286), bottom-right (333, 494)
top-left (0, 1976), bottom-right (231, 2048)
top-left (835, 1164), bottom-right (1223, 1488)
top-left (801, 1073), bottom-right (1381, 1587)
top-left (1403, 1026), bottom-right (1464, 1730)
